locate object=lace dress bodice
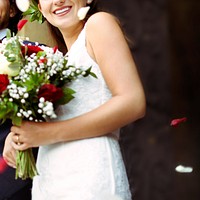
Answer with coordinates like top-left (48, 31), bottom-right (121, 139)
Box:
top-left (54, 26), bottom-right (112, 120)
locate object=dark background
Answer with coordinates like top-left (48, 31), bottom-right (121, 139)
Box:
top-left (99, 0), bottom-right (200, 200)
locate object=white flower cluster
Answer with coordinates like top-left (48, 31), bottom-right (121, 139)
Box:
top-left (17, 109), bottom-right (33, 121)
top-left (7, 82), bottom-right (29, 103)
top-left (16, 46), bottom-right (87, 83)
top-left (17, 53), bottom-right (44, 81)
top-left (0, 36), bottom-right (24, 76)
top-left (42, 47), bottom-right (87, 80)
top-left (0, 35), bottom-right (23, 48)
top-left (0, 38), bottom-right (94, 125)
top-left (38, 97), bottom-right (57, 119)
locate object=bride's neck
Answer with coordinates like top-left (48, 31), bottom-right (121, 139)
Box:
top-left (61, 23), bottom-right (84, 50)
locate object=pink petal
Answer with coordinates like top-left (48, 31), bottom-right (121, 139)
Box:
top-left (0, 157), bottom-right (8, 173)
top-left (53, 46), bottom-right (58, 53)
top-left (38, 58), bottom-right (47, 64)
top-left (17, 19), bottom-right (28, 31)
top-left (170, 117), bottom-right (187, 127)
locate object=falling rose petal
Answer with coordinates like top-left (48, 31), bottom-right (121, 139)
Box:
top-left (77, 6), bottom-right (90, 20)
top-left (170, 117), bottom-right (187, 127)
top-left (53, 46), bottom-right (58, 53)
top-left (17, 19), bottom-right (28, 31)
top-left (16, 0), bottom-right (30, 12)
top-left (0, 157), bottom-right (8, 173)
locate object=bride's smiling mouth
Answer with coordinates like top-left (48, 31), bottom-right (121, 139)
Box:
top-left (53, 6), bottom-right (72, 16)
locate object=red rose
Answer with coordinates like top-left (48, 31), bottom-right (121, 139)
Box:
top-left (21, 45), bottom-right (43, 56)
top-left (0, 74), bottom-right (9, 95)
top-left (38, 84), bottom-right (63, 103)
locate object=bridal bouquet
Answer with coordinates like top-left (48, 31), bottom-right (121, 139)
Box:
top-left (0, 30), bottom-right (96, 180)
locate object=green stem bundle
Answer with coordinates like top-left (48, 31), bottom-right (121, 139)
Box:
top-left (15, 148), bottom-right (38, 180)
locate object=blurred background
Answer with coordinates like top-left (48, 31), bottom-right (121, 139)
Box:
top-left (99, 0), bottom-right (200, 200)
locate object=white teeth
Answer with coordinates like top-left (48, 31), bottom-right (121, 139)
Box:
top-left (55, 8), bottom-right (69, 14)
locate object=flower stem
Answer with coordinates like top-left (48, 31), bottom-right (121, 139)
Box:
top-left (15, 148), bottom-right (38, 180)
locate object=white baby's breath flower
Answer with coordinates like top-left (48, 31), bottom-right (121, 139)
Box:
top-left (27, 110), bottom-right (32, 115)
top-left (17, 113), bottom-right (22, 117)
top-left (21, 99), bottom-right (26, 104)
top-left (82, 71), bottom-right (86, 76)
top-left (38, 103), bottom-right (44, 108)
top-left (46, 110), bottom-right (53, 116)
top-left (14, 94), bottom-right (20, 99)
top-left (22, 111), bottom-right (29, 118)
top-left (39, 97), bottom-right (45, 103)
top-left (24, 93), bottom-right (29, 98)
top-left (76, 69), bottom-right (80, 74)
top-left (38, 109), bottom-right (42, 114)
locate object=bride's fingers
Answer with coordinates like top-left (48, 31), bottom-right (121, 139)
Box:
top-left (11, 141), bottom-right (28, 151)
top-left (3, 152), bottom-right (16, 168)
top-left (12, 134), bottom-right (22, 146)
top-left (11, 134), bottom-right (30, 151)
top-left (5, 160), bottom-right (16, 169)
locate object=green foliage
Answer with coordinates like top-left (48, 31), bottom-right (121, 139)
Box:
top-left (84, 66), bottom-right (98, 78)
top-left (4, 30), bottom-right (24, 66)
top-left (0, 98), bottom-right (20, 126)
top-left (56, 88), bottom-right (76, 105)
top-left (23, 0), bottom-right (45, 24)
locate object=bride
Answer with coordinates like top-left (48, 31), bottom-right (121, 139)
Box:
top-left (3, 0), bottom-right (146, 199)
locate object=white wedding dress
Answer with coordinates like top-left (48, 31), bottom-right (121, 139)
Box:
top-left (32, 24), bottom-right (132, 200)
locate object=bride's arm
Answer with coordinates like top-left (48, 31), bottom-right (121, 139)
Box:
top-left (5, 12), bottom-right (146, 151)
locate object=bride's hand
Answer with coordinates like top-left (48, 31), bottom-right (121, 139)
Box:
top-left (3, 132), bottom-right (17, 168)
top-left (10, 121), bottom-right (58, 151)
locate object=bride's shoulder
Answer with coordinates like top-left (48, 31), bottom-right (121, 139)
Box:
top-left (86, 12), bottom-right (119, 32)
top-left (88, 11), bottom-right (116, 22)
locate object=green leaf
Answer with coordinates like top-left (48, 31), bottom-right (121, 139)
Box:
top-left (56, 88), bottom-right (76, 105)
top-left (23, 1), bottom-right (45, 24)
top-left (11, 116), bottom-right (22, 126)
top-left (0, 107), bottom-right (7, 118)
top-left (8, 62), bottom-right (21, 68)
top-left (23, 73), bottom-right (47, 91)
top-left (37, 51), bottom-right (46, 57)
top-left (23, 7), bottom-right (35, 15)
top-left (84, 66), bottom-right (98, 78)
top-left (6, 29), bottom-right (11, 38)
